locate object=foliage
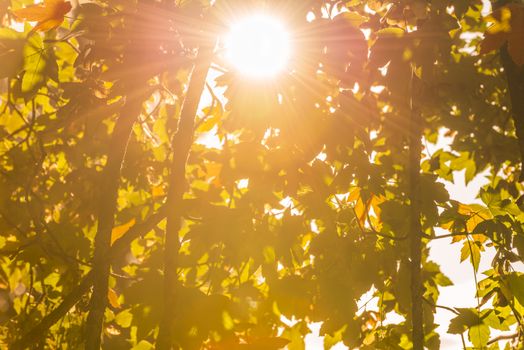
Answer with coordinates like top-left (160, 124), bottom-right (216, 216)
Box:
top-left (0, 0), bottom-right (523, 349)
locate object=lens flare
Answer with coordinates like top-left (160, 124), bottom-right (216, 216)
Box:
top-left (225, 15), bottom-right (290, 78)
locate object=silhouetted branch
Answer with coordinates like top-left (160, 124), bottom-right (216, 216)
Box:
top-left (422, 297), bottom-right (460, 316)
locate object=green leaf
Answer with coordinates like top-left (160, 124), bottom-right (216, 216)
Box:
top-left (468, 324), bottom-right (490, 349)
top-left (22, 33), bottom-right (46, 94)
top-left (460, 240), bottom-right (481, 273)
top-left (0, 28), bottom-right (25, 78)
top-left (514, 234), bottom-right (524, 259)
top-left (460, 242), bottom-right (470, 263)
top-left (507, 273), bottom-right (524, 306)
top-left (448, 308), bottom-right (482, 334)
top-left (281, 323), bottom-right (306, 350)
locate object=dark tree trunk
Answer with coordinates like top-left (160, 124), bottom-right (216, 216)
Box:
top-left (85, 94), bottom-right (144, 350)
top-left (156, 41), bottom-right (215, 350)
top-left (408, 71), bottom-right (424, 350)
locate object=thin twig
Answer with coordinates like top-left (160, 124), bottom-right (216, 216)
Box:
top-left (487, 332), bottom-right (519, 345)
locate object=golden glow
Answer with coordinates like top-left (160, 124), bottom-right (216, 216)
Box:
top-left (225, 15), bottom-right (290, 78)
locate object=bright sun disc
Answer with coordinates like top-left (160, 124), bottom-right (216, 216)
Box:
top-left (225, 15), bottom-right (290, 78)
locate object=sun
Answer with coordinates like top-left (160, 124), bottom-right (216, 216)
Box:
top-left (225, 15), bottom-right (291, 79)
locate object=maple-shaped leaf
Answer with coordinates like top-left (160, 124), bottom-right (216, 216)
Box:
top-left (480, 4), bottom-right (524, 66)
top-left (12, 0), bottom-right (72, 32)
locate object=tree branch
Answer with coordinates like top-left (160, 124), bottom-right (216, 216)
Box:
top-left (422, 296), bottom-right (460, 316)
top-left (487, 332), bottom-right (519, 346)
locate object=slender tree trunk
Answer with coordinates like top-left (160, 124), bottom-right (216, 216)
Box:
top-left (408, 70), bottom-right (424, 350)
top-left (156, 41), bottom-right (215, 350)
top-left (85, 94), bottom-right (144, 350)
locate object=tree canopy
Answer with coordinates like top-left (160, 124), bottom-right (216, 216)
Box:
top-left (1, 0), bottom-right (524, 349)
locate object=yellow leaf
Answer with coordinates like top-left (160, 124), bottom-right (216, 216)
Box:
top-left (349, 188), bottom-right (384, 229)
top-left (108, 288), bottom-right (120, 308)
top-left (472, 234), bottom-right (488, 243)
top-left (111, 218), bottom-right (136, 245)
top-left (451, 234), bottom-right (466, 243)
top-left (458, 203), bottom-right (491, 233)
top-left (206, 162), bottom-right (222, 187)
top-left (440, 220), bottom-right (453, 230)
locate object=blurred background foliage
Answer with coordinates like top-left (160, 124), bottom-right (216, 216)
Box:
top-left (0, 0), bottom-right (524, 349)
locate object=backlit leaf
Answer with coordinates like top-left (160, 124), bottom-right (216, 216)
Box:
top-left (13, 0), bottom-right (72, 32)
top-left (108, 288), bottom-right (120, 309)
top-left (111, 219), bottom-right (136, 245)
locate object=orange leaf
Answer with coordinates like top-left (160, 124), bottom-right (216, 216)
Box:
top-left (12, 6), bottom-right (50, 21)
top-left (151, 185), bottom-right (165, 197)
top-left (12, 0), bottom-right (72, 32)
top-left (348, 187), bottom-right (361, 202)
top-left (107, 288), bottom-right (120, 308)
top-left (111, 218), bottom-right (136, 245)
top-left (349, 188), bottom-right (383, 228)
